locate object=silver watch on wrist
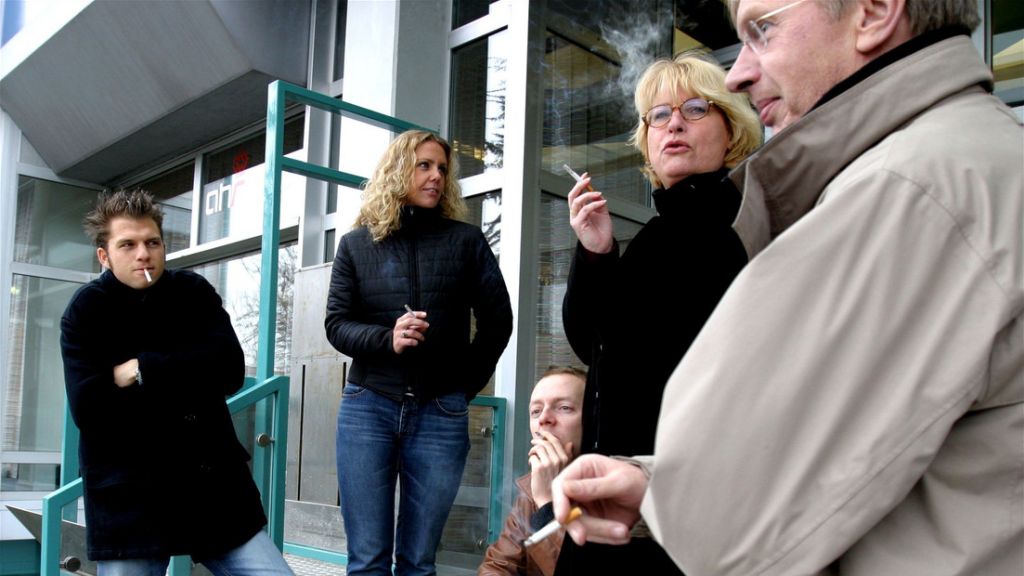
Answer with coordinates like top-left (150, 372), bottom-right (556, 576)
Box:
top-left (135, 367), bottom-right (143, 386)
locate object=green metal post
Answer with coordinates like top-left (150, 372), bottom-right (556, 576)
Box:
top-left (59, 402), bottom-right (79, 522)
top-left (470, 396), bottom-right (507, 543)
top-left (253, 81), bottom-right (286, 549)
top-left (490, 398), bottom-right (507, 542)
top-left (271, 375), bottom-right (289, 544)
top-left (168, 556), bottom-right (191, 576)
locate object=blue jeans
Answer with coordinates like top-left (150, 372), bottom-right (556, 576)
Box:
top-left (336, 384), bottom-right (470, 576)
top-left (96, 530), bottom-right (294, 576)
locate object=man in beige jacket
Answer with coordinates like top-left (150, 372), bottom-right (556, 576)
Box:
top-left (551, 1), bottom-right (1023, 574)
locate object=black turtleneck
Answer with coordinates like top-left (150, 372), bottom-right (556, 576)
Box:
top-left (651, 167), bottom-right (740, 225)
top-left (564, 168), bottom-right (748, 457)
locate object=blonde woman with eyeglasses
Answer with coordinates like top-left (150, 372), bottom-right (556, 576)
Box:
top-left (558, 52), bottom-right (761, 575)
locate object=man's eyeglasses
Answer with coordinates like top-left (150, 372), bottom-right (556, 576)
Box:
top-left (740, 0), bottom-right (809, 55)
top-left (643, 98), bottom-right (714, 128)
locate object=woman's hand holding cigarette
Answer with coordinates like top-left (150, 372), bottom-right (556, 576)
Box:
top-left (551, 454), bottom-right (647, 546)
top-left (567, 173), bottom-right (614, 255)
top-left (393, 306), bottom-right (429, 354)
top-left (528, 430), bottom-right (573, 508)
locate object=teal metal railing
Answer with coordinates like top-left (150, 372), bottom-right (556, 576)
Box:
top-left (471, 395), bottom-right (507, 544)
top-left (263, 80), bottom-right (508, 566)
top-left (255, 80), bottom-right (431, 559)
top-left (40, 376), bottom-right (288, 576)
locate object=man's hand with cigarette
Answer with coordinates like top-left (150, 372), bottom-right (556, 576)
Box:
top-left (393, 305), bottom-right (429, 354)
top-left (529, 430), bottom-right (573, 508)
top-left (551, 454), bottom-right (647, 546)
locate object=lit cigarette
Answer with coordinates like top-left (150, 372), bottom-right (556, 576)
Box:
top-left (144, 269), bottom-right (153, 283)
top-left (404, 304), bottom-right (415, 317)
top-left (562, 164), bottom-right (594, 192)
top-left (523, 506), bottom-right (582, 547)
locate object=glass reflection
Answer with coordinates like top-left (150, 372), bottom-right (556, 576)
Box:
top-left (2, 275), bottom-right (79, 492)
top-left (534, 193), bottom-right (642, 384)
top-left (137, 162), bottom-right (195, 254)
top-left (992, 2), bottom-right (1023, 107)
top-left (452, 0), bottom-right (496, 29)
top-left (543, 31), bottom-right (648, 205)
top-left (1, 463), bottom-right (60, 493)
top-left (462, 192), bottom-right (502, 264)
top-left (189, 244), bottom-right (297, 376)
top-left (14, 177), bottom-right (99, 272)
top-left (451, 31), bottom-right (508, 178)
top-left (198, 117), bottom-right (305, 244)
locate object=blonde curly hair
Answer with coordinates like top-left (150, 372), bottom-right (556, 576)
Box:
top-left (629, 51), bottom-right (762, 189)
top-left (357, 130), bottom-right (466, 242)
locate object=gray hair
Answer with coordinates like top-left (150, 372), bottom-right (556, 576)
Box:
top-left (727, 0), bottom-right (979, 35)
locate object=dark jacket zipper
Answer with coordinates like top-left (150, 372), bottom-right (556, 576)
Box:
top-left (407, 218), bottom-right (421, 396)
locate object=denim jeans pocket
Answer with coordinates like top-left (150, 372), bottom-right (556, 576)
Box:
top-left (433, 392), bottom-right (469, 417)
top-left (342, 382), bottom-right (368, 398)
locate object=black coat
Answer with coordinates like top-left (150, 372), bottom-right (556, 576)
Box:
top-left (60, 269), bottom-right (266, 561)
top-left (556, 169), bottom-right (747, 575)
top-left (325, 207), bottom-right (513, 400)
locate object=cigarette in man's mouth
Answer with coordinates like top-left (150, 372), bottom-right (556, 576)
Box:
top-left (523, 506), bottom-right (583, 547)
top-left (144, 269), bottom-right (153, 283)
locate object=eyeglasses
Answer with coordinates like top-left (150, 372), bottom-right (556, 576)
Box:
top-left (643, 98), bottom-right (714, 128)
top-left (740, 0), bottom-right (810, 54)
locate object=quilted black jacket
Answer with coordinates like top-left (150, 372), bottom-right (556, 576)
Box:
top-left (325, 206), bottom-right (512, 400)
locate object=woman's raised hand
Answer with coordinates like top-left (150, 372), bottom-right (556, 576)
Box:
top-left (567, 174), bottom-right (613, 254)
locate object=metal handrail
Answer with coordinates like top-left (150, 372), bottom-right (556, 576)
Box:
top-left (40, 375), bottom-right (288, 576)
top-left (470, 395), bottom-right (507, 544)
top-left (39, 478), bottom-right (82, 576)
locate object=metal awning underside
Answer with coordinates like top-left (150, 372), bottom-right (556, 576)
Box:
top-left (0, 0), bottom-right (309, 184)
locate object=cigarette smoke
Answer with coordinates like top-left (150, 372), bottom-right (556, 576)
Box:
top-left (598, 0), bottom-right (673, 124)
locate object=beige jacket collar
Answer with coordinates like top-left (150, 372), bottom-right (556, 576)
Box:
top-left (728, 35), bottom-right (993, 259)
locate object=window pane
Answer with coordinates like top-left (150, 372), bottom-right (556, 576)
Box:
top-left (137, 162), bottom-right (194, 253)
top-left (992, 2), bottom-right (1024, 107)
top-left (199, 116), bottom-right (305, 244)
top-left (535, 192), bottom-right (643, 383)
top-left (547, 0), bottom-right (737, 53)
top-left (450, 31), bottom-right (508, 178)
top-left (462, 191), bottom-right (502, 262)
top-left (671, 0), bottom-right (742, 53)
top-left (4, 276), bottom-right (79, 454)
top-left (452, 0), bottom-right (497, 29)
top-left (1, 463), bottom-right (60, 493)
top-left (14, 176), bottom-right (99, 272)
top-left (333, 0), bottom-right (347, 81)
top-left (189, 244), bottom-right (297, 376)
top-left (458, 192), bottom-right (501, 397)
top-left (542, 32), bottom-right (649, 205)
